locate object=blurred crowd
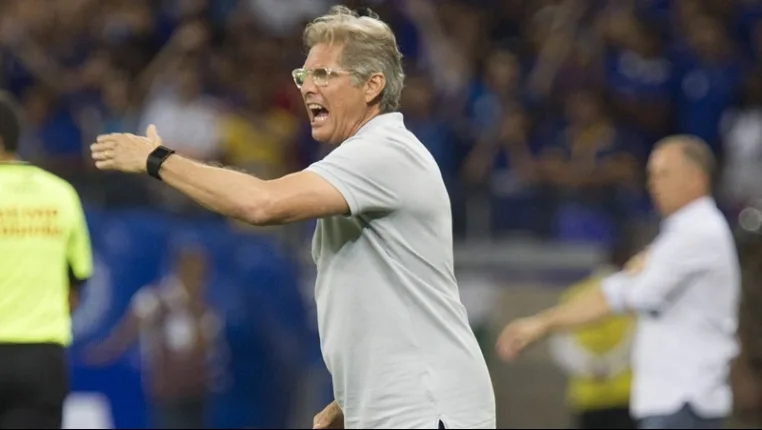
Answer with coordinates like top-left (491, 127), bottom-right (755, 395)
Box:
top-left (3, 0), bottom-right (762, 243)
top-left (4, 1), bottom-right (762, 428)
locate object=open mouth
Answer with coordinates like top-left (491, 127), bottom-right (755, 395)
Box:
top-left (308, 103), bottom-right (329, 123)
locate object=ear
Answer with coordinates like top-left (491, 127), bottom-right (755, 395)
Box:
top-left (364, 73), bottom-right (386, 105)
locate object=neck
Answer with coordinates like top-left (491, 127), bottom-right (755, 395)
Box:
top-left (668, 192), bottom-right (710, 217)
top-left (347, 105), bottom-right (383, 139)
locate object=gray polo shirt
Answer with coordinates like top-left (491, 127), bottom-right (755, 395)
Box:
top-left (306, 113), bottom-right (495, 429)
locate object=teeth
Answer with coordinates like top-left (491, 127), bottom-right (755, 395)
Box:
top-left (308, 104), bottom-right (323, 110)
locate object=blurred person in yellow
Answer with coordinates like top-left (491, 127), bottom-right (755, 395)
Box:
top-left (0, 92), bottom-right (93, 429)
top-left (549, 238), bottom-right (637, 430)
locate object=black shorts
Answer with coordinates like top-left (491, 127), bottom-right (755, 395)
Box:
top-left (0, 343), bottom-right (68, 429)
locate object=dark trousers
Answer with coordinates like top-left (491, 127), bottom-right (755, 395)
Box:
top-left (153, 396), bottom-right (206, 429)
top-left (0, 343), bottom-right (68, 429)
top-left (638, 403), bottom-right (725, 429)
top-left (578, 407), bottom-right (636, 429)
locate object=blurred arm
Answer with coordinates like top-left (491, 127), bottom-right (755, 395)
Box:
top-left (400, 0), bottom-right (470, 103)
top-left (536, 287), bottom-right (614, 333)
top-left (158, 155), bottom-right (349, 225)
top-left (602, 230), bottom-right (706, 315)
top-left (526, 0), bottom-right (588, 97)
top-left (132, 21), bottom-right (209, 102)
top-left (85, 309), bottom-right (141, 365)
top-left (86, 287), bottom-right (157, 364)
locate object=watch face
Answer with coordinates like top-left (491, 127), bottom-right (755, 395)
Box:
top-left (148, 146), bottom-right (175, 179)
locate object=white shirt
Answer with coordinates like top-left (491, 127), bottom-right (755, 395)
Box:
top-left (602, 197), bottom-right (741, 419)
top-left (306, 113), bottom-right (496, 429)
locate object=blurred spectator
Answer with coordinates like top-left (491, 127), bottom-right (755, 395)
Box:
top-left (400, 73), bottom-right (457, 188)
top-left (719, 73), bottom-right (762, 212)
top-left (18, 84), bottom-right (85, 177)
top-left (732, 201), bottom-right (762, 426)
top-left (138, 54), bottom-right (223, 162)
top-left (462, 102), bottom-right (542, 234)
top-left (536, 89), bottom-right (638, 242)
top-left (86, 245), bottom-right (221, 429)
top-left (6, 0), bottom-right (760, 242)
top-left (467, 49), bottom-right (523, 139)
top-left (599, 9), bottom-right (674, 147)
top-left (244, 0), bottom-right (336, 37)
top-left (219, 60), bottom-right (299, 179)
top-left (674, 14), bottom-right (743, 158)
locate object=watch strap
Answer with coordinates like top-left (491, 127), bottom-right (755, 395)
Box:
top-left (146, 145), bottom-right (175, 181)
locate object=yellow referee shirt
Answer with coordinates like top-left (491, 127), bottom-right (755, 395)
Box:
top-left (0, 163), bottom-right (93, 346)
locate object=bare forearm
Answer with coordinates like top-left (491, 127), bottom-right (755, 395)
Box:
top-left (158, 155), bottom-right (270, 223)
top-left (539, 287), bottom-right (613, 333)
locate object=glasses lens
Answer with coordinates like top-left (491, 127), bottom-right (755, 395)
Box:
top-left (292, 69), bottom-right (306, 87)
top-left (313, 68), bottom-right (330, 86)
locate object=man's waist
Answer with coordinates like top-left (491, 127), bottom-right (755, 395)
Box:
top-left (631, 373), bottom-right (732, 418)
top-left (0, 315), bottom-right (71, 346)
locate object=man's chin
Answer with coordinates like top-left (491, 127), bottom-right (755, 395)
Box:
top-left (311, 128), bottom-right (339, 145)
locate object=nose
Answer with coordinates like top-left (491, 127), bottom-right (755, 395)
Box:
top-left (300, 73), bottom-right (319, 97)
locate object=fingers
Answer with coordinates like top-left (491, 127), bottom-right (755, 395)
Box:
top-left (90, 141), bottom-right (117, 170)
top-left (96, 132), bottom-right (150, 145)
top-left (90, 142), bottom-right (114, 162)
top-left (91, 143), bottom-right (112, 160)
top-left (96, 133), bottom-right (123, 143)
top-left (94, 160), bottom-right (115, 170)
top-left (146, 124), bottom-right (160, 142)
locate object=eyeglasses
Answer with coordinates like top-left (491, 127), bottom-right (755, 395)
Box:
top-left (291, 67), bottom-right (352, 89)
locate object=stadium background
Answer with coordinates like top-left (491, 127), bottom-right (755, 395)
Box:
top-left (2, 0), bottom-right (762, 428)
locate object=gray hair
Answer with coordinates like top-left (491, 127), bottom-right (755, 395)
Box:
top-left (655, 134), bottom-right (717, 181)
top-left (303, 6), bottom-right (405, 113)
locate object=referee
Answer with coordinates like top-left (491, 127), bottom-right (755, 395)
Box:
top-left (0, 92), bottom-right (94, 429)
top-left (90, 6), bottom-right (495, 430)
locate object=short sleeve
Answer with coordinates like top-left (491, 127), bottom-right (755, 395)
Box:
top-left (66, 188), bottom-right (93, 283)
top-left (601, 272), bottom-right (630, 314)
top-left (306, 138), bottom-right (403, 216)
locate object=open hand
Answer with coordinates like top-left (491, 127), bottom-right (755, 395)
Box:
top-left (496, 316), bottom-right (549, 362)
top-left (91, 125), bottom-right (162, 173)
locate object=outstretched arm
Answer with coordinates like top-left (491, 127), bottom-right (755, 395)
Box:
top-left (90, 126), bottom-right (349, 225)
top-left (496, 249), bottom-right (651, 361)
top-left (496, 287), bottom-right (613, 361)
top-left (158, 155), bottom-right (348, 225)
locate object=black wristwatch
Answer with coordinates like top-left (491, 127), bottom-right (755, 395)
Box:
top-left (146, 145), bottom-right (176, 181)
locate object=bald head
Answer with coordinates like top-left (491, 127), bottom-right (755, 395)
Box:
top-left (655, 135), bottom-right (715, 183)
top-left (648, 135), bottom-right (715, 217)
